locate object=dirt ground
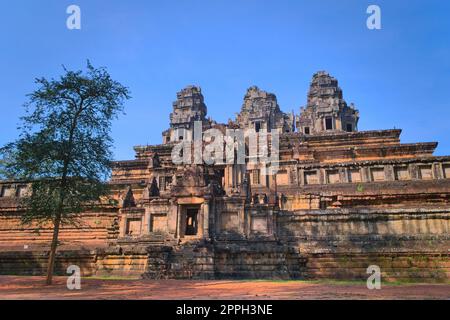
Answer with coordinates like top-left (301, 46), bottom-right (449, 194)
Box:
top-left (0, 276), bottom-right (448, 300)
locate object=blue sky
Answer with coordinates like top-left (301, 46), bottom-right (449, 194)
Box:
top-left (1, 0), bottom-right (449, 160)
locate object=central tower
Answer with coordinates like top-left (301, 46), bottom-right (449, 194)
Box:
top-left (162, 85), bottom-right (210, 144)
top-left (236, 86), bottom-right (294, 133)
top-left (296, 71), bottom-right (359, 135)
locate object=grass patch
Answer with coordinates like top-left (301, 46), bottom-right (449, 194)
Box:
top-left (230, 278), bottom-right (450, 286)
top-left (86, 275), bottom-right (141, 281)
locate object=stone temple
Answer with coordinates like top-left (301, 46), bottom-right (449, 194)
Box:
top-left (0, 71), bottom-right (449, 281)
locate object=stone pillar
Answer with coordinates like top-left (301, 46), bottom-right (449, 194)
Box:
top-left (434, 163), bottom-right (443, 179)
top-left (409, 164), bottom-right (419, 180)
top-left (242, 166), bottom-right (246, 186)
top-left (213, 199), bottom-right (222, 237)
top-left (167, 200), bottom-right (178, 238)
top-left (268, 170), bottom-right (277, 205)
top-left (362, 167), bottom-right (370, 182)
top-left (339, 168), bottom-right (347, 183)
top-left (143, 210), bottom-right (151, 234)
top-left (176, 204), bottom-right (183, 239)
top-left (119, 214), bottom-right (127, 237)
top-left (385, 165), bottom-right (395, 181)
top-left (202, 201), bottom-right (210, 239)
top-left (239, 205), bottom-right (245, 235)
top-left (243, 205), bottom-right (250, 237)
top-left (267, 209), bottom-right (274, 236)
top-left (224, 165), bottom-right (233, 193)
top-left (319, 168), bottom-right (326, 184)
top-left (299, 168), bottom-right (305, 185)
top-left (335, 117), bottom-right (342, 131)
top-left (231, 165), bottom-right (236, 188)
top-left (343, 168), bottom-right (350, 183)
top-left (291, 167), bottom-right (299, 186)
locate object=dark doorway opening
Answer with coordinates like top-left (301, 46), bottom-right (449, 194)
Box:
top-left (325, 117), bottom-right (333, 130)
top-left (185, 208), bottom-right (198, 235)
top-left (217, 169), bottom-right (225, 188)
top-left (255, 121), bottom-right (261, 133)
top-left (346, 123), bottom-right (353, 132)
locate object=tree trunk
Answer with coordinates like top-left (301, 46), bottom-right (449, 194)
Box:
top-left (45, 98), bottom-right (79, 285)
top-left (46, 214), bottom-right (62, 285)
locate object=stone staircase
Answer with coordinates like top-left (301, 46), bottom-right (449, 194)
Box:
top-left (142, 240), bottom-right (307, 280)
top-left (213, 240), bottom-right (306, 279)
top-left (143, 243), bottom-right (215, 279)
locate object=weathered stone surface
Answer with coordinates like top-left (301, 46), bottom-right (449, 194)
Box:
top-left (234, 86), bottom-right (294, 133)
top-left (297, 71), bottom-right (359, 135)
top-left (162, 85), bottom-right (211, 144)
top-left (1, 71), bottom-right (449, 281)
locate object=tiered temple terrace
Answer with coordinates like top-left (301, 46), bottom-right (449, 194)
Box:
top-left (1, 71), bottom-right (449, 281)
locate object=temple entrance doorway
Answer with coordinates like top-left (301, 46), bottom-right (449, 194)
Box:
top-left (185, 208), bottom-right (198, 236)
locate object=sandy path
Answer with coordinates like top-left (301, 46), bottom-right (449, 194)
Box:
top-left (0, 276), bottom-right (448, 300)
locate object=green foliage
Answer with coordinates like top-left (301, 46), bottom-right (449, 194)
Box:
top-left (0, 61), bottom-right (130, 225)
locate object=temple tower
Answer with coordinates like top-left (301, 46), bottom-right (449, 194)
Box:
top-left (236, 86), bottom-right (294, 133)
top-left (296, 71), bottom-right (359, 135)
top-left (162, 85), bottom-right (209, 144)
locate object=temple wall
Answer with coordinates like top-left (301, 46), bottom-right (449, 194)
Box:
top-left (0, 211), bottom-right (117, 250)
top-left (2, 76), bottom-right (450, 282)
top-left (276, 209), bottom-right (450, 281)
top-left (0, 208), bottom-right (448, 281)
top-left (303, 253), bottom-right (449, 282)
top-left (0, 250), bottom-right (97, 276)
top-left (277, 210), bottom-right (449, 242)
top-left (96, 253), bottom-right (148, 277)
